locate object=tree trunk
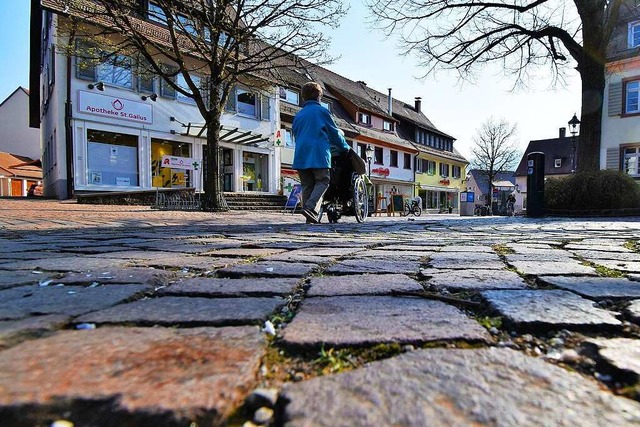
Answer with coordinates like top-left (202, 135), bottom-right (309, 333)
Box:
top-left (576, 58), bottom-right (605, 172)
top-left (202, 114), bottom-right (229, 211)
top-left (575, 0), bottom-right (607, 172)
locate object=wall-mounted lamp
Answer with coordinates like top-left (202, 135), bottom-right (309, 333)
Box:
top-left (87, 81), bottom-right (104, 91)
top-left (141, 93), bottom-right (158, 102)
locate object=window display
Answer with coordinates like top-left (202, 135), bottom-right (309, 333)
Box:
top-left (151, 139), bottom-right (191, 188)
top-left (87, 130), bottom-right (138, 186)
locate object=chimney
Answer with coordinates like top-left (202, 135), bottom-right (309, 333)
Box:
top-left (414, 97), bottom-right (422, 113)
top-left (388, 88), bottom-right (392, 115)
top-left (559, 127), bottom-right (566, 139)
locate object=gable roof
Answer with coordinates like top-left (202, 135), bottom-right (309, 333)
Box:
top-left (514, 136), bottom-right (576, 177)
top-left (0, 151), bottom-right (43, 179)
top-left (0, 87), bottom-right (29, 110)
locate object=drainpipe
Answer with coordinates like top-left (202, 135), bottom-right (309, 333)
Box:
top-left (387, 88), bottom-right (392, 116)
top-left (64, 46), bottom-right (74, 199)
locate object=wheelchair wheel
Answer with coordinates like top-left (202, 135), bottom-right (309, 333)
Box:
top-left (352, 176), bottom-right (368, 223)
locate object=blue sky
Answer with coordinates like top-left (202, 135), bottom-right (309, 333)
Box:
top-left (0, 1), bottom-right (581, 159)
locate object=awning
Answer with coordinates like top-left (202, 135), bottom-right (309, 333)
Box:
top-left (492, 180), bottom-right (515, 191)
top-left (419, 185), bottom-right (459, 193)
top-left (181, 123), bottom-right (269, 146)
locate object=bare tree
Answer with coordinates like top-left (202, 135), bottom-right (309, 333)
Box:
top-left (52, 0), bottom-right (346, 210)
top-left (470, 118), bottom-right (520, 206)
top-left (367, 0), bottom-right (626, 172)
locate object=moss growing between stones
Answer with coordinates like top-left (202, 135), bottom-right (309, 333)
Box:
top-left (624, 240), bottom-right (640, 253)
top-left (313, 345), bottom-right (356, 375)
top-left (579, 261), bottom-right (625, 278)
top-left (477, 316), bottom-right (503, 330)
top-left (492, 244), bottom-right (515, 255)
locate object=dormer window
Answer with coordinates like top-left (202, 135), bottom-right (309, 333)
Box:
top-left (383, 120), bottom-right (393, 131)
top-left (279, 87), bottom-right (299, 105)
top-left (320, 100), bottom-right (331, 111)
top-left (630, 21), bottom-right (640, 48)
top-left (358, 112), bottom-right (371, 125)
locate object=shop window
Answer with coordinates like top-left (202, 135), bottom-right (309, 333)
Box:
top-left (279, 87), bottom-right (299, 105)
top-left (242, 152), bottom-right (268, 192)
top-left (151, 139), bottom-right (191, 188)
top-left (624, 146), bottom-right (640, 176)
top-left (374, 147), bottom-right (383, 164)
top-left (403, 153), bottom-right (411, 169)
top-left (389, 150), bottom-right (398, 167)
top-left (87, 129), bottom-right (138, 186)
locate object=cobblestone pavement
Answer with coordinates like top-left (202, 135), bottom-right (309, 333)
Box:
top-left (1, 199), bottom-right (640, 426)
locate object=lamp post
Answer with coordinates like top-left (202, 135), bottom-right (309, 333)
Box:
top-left (365, 145), bottom-right (374, 179)
top-left (568, 113), bottom-right (581, 173)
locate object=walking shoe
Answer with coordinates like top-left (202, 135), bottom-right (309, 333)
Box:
top-left (302, 208), bottom-right (319, 224)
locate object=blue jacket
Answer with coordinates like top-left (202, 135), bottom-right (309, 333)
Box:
top-left (292, 100), bottom-right (349, 170)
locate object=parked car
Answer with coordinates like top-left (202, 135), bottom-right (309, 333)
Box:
top-left (27, 183), bottom-right (43, 197)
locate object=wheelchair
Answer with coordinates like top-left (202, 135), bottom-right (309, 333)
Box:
top-left (320, 149), bottom-right (371, 224)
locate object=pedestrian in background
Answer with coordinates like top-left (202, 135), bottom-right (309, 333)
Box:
top-left (292, 82), bottom-right (350, 223)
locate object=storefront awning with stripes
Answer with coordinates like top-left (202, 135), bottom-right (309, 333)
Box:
top-left (180, 123), bottom-right (269, 146)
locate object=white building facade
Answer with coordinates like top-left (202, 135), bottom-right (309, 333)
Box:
top-left (33, 7), bottom-right (279, 199)
top-left (601, 3), bottom-right (640, 177)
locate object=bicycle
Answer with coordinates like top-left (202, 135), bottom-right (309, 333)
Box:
top-left (401, 199), bottom-right (422, 217)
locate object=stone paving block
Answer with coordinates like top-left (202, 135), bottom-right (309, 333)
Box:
top-left (202, 247), bottom-right (289, 257)
top-left (570, 250), bottom-right (640, 262)
top-left (584, 338), bottom-right (640, 379)
top-left (0, 284), bottom-right (151, 320)
top-left (0, 326), bottom-right (264, 424)
top-left (594, 260), bottom-right (640, 273)
top-left (217, 261), bottom-right (317, 278)
top-left (539, 276), bottom-right (640, 299)
top-left (0, 314), bottom-right (69, 349)
top-left (0, 256), bottom-right (130, 273)
top-left (324, 259), bottom-right (421, 275)
top-left (279, 347), bottom-right (640, 427)
top-left (77, 296), bottom-right (284, 326)
top-left (564, 242), bottom-right (633, 252)
top-left (280, 296), bottom-right (489, 348)
top-left (351, 250), bottom-right (427, 260)
top-left (424, 269), bottom-right (528, 291)
top-left (481, 289), bottom-right (622, 331)
top-left (128, 241), bottom-right (212, 254)
top-left (0, 251), bottom-right (71, 262)
top-left (376, 244), bottom-right (442, 251)
top-left (504, 252), bottom-right (575, 262)
top-left (427, 258), bottom-right (505, 270)
top-left (158, 277), bottom-right (300, 297)
top-left (439, 245), bottom-right (496, 253)
top-left (627, 300), bottom-right (640, 323)
top-left (307, 274), bottom-right (423, 297)
top-left (53, 267), bottom-right (186, 286)
top-left (0, 270), bottom-right (54, 290)
top-left (139, 255), bottom-right (243, 271)
top-left (507, 261), bottom-right (597, 276)
top-left (87, 250), bottom-right (182, 260)
top-left (55, 245), bottom-right (136, 254)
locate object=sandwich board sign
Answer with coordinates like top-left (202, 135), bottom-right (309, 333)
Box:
top-left (284, 184), bottom-right (302, 213)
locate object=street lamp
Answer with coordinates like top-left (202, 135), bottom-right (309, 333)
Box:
top-left (568, 113), bottom-right (581, 172)
top-left (365, 144), bottom-right (374, 179)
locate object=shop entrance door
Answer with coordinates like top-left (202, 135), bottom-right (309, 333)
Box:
top-left (223, 149), bottom-right (234, 192)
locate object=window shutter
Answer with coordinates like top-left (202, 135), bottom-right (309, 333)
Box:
top-left (608, 82), bottom-right (623, 116)
top-left (260, 94), bottom-right (270, 121)
top-left (605, 148), bottom-right (620, 170)
top-left (225, 86), bottom-right (236, 112)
